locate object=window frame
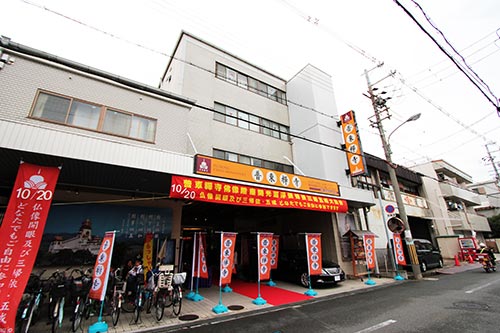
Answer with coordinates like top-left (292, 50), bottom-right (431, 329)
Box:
top-left (30, 90), bottom-right (157, 143)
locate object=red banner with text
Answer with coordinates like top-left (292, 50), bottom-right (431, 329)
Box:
top-left (194, 233), bottom-right (209, 279)
top-left (257, 233), bottom-right (273, 281)
top-left (363, 234), bottom-right (376, 270)
top-left (170, 175), bottom-right (347, 213)
top-left (270, 235), bottom-right (280, 270)
top-left (219, 232), bottom-right (237, 286)
top-left (305, 233), bottom-right (323, 276)
top-left (0, 162), bottom-right (60, 332)
top-left (393, 233), bottom-right (407, 266)
top-left (143, 232), bottom-right (153, 274)
top-left (89, 231), bottom-right (116, 301)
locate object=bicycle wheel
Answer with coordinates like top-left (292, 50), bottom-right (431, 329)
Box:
top-left (71, 298), bottom-right (84, 332)
top-left (51, 299), bottom-right (61, 333)
top-left (111, 294), bottom-right (120, 326)
top-left (19, 303), bottom-right (35, 333)
top-left (133, 291), bottom-right (142, 323)
top-left (172, 287), bottom-right (182, 316)
top-left (145, 292), bottom-right (153, 314)
top-left (154, 292), bottom-right (166, 321)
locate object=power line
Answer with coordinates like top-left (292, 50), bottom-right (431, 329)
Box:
top-left (393, 0), bottom-right (500, 115)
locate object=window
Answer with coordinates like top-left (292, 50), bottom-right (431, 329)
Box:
top-left (238, 112), bottom-right (249, 129)
top-left (213, 149), bottom-right (293, 174)
top-left (215, 63), bottom-right (287, 105)
top-left (68, 100), bottom-right (100, 130)
top-left (33, 93), bottom-right (71, 123)
top-left (213, 103), bottom-right (290, 141)
top-left (31, 90), bottom-right (157, 142)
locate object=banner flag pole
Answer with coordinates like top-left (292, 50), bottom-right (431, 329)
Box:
top-left (192, 232), bottom-right (204, 302)
top-left (186, 232), bottom-right (197, 300)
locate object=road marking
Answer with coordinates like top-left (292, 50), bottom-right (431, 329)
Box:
top-left (465, 278), bottom-right (500, 294)
top-left (355, 319), bottom-right (397, 333)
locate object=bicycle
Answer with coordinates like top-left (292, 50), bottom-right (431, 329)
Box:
top-left (171, 272), bottom-right (186, 316)
top-left (69, 268), bottom-right (92, 332)
top-left (153, 268), bottom-right (173, 321)
top-left (106, 268), bottom-right (125, 326)
top-left (47, 269), bottom-right (70, 333)
top-left (15, 270), bottom-right (47, 333)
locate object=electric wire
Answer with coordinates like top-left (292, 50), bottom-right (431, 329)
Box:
top-left (13, 0), bottom-right (500, 177)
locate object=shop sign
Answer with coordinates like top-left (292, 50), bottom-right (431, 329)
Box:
top-left (194, 155), bottom-right (340, 197)
top-left (340, 110), bottom-right (366, 176)
top-left (218, 232), bottom-right (237, 286)
top-left (170, 175), bottom-right (348, 213)
top-left (362, 234), bottom-right (376, 270)
top-left (393, 233), bottom-right (407, 266)
top-left (257, 233), bottom-right (273, 281)
top-left (305, 233), bottom-right (323, 276)
top-left (0, 162), bottom-right (60, 332)
top-left (270, 235), bottom-right (280, 270)
top-left (89, 231), bottom-right (116, 301)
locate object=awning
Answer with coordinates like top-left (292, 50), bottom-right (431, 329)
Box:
top-left (343, 230), bottom-right (378, 238)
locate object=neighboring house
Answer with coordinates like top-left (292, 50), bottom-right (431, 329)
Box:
top-left (468, 180), bottom-right (500, 219)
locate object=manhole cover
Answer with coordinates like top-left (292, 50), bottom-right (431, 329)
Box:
top-left (453, 301), bottom-right (489, 311)
top-left (178, 314), bottom-right (200, 321)
top-left (228, 305), bottom-right (244, 311)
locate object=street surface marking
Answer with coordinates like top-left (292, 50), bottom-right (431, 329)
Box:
top-left (423, 277), bottom-right (439, 281)
top-left (465, 278), bottom-right (500, 294)
top-left (355, 319), bottom-right (397, 333)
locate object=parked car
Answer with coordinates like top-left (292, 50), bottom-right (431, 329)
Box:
top-left (404, 238), bottom-right (443, 272)
top-left (274, 249), bottom-right (346, 288)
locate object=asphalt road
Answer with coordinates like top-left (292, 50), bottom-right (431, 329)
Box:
top-left (165, 267), bottom-right (500, 333)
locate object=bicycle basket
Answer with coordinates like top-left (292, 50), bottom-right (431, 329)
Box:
top-left (172, 272), bottom-right (186, 285)
top-left (158, 272), bottom-right (173, 289)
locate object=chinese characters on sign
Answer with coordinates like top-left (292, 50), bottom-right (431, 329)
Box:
top-left (257, 233), bottom-right (273, 281)
top-left (340, 111), bottom-right (366, 176)
top-left (363, 234), bottom-right (376, 270)
top-left (170, 176), bottom-right (348, 213)
top-left (393, 233), bottom-right (407, 266)
top-left (194, 155), bottom-right (340, 196)
top-left (305, 233), bottom-right (323, 276)
top-left (218, 232), bottom-right (237, 286)
top-left (0, 163), bottom-right (60, 332)
top-left (89, 231), bottom-right (116, 301)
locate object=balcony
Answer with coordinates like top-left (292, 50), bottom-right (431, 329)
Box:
top-left (448, 210), bottom-right (491, 232)
top-left (439, 182), bottom-right (481, 206)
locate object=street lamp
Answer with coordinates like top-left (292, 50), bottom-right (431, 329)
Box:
top-left (364, 69), bottom-right (423, 280)
top-left (387, 113), bottom-right (421, 143)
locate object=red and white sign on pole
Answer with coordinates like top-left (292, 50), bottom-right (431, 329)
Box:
top-left (257, 233), bottom-right (273, 281)
top-left (195, 232), bottom-right (209, 279)
top-left (393, 233), bottom-right (407, 266)
top-left (270, 235), bottom-right (280, 270)
top-left (0, 162), bottom-right (60, 332)
top-left (219, 232), bottom-right (237, 286)
top-left (363, 234), bottom-right (376, 270)
top-left (305, 233), bottom-right (322, 276)
top-left (89, 231), bottom-right (116, 301)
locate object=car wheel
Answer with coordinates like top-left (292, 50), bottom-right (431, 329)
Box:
top-left (438, 259), bottom-right (444, 268)
top-left (300, 272), bottom-right (309, 288)
top-left (421, 262), bottom-right (427, 272)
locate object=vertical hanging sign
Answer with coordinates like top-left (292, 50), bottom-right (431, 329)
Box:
top-left (0, 162), bottom-right (60, 332)
top-left (195, 232), bottom-right (209, 279)
top-left (363, 234), bottom-right (376, 270)
top-left (219, 232), bottom-right (237, 286)
top-left (270, 235), bottom-right (280, 270)
top-left (340, 110), bottom-right (366, 176)
top-left (393, 233), bottom-right (407, 266)
top-left (89, 231), bottom-right (116, 301)
top-left (305, 233), bottom-right (323, 275)
top-left (143, 232), bottom-right (153, 273)
top-left (257, 233), bottom-right (273, 281)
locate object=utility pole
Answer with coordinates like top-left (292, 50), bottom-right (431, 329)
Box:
top-left (484, 143), bottom-right (500, 182)
top-left (364, 69), bottom-right (423, 280)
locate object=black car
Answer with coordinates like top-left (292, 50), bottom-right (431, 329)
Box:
top-left (274, 249), bottom-right (346, 288)
top-left (403, 238), bottom-right (443, 272)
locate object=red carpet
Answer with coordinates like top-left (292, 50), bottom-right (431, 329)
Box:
top-left (229, 279), bottom-right (313, 306)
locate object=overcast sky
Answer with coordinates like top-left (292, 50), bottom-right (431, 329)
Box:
top-left (2, 0), bottom-right (500, 182)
